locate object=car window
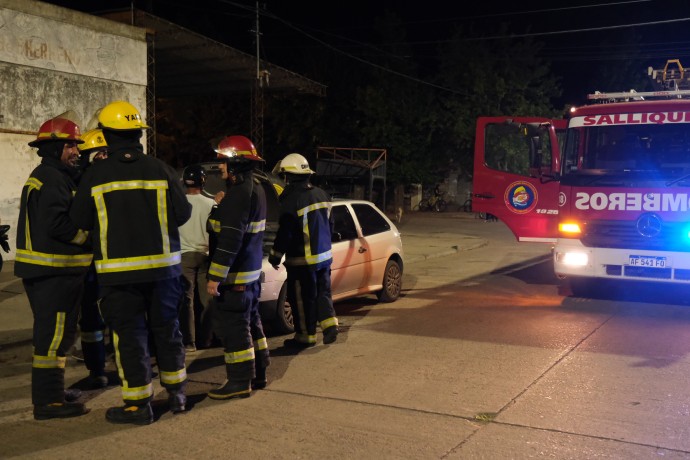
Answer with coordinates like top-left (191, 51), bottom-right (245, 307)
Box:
top-left (352, 203), bottom-right (390, 236)
top-left (331, 205), bottom-right (358, 241)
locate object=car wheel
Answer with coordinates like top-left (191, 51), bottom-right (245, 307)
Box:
top-left (377, 259), bottom-right (402, 302)
top-left (274, 282), bottom-right (294, 334)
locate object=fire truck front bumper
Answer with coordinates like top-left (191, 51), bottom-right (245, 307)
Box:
top-left (554, 239), bottom-right (690, 283)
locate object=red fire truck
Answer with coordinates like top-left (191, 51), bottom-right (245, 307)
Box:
top-left (472, 59), bottom-right (690, 294)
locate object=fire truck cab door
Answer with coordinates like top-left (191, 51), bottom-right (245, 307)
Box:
top-left (472, 116), bottom-right (566, 243)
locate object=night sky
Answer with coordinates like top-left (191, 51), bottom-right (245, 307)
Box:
top-left (37, 0), bottom-right (690, 105)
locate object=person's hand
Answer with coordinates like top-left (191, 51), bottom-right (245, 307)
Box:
top-left (207, 280), bottom-right (221, 297)
top-left (268, 254), bottom-right (281, 270)
top-left (214, 191), bottom-right (225, 204)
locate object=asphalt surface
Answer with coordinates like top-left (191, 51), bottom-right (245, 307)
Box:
top-left (0, 210), bottom-right (509, 459)
top-left (6, 212), bottom-right (690, 459)
top-left (0, 211), bottom-right (485, 350)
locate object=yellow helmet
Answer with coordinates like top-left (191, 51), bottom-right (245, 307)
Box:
top-left (98, 101), bottom-right (149, 130)
top-left (78, 129), bottom-right (108, 152)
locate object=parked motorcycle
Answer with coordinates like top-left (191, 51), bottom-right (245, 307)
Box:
top-left (0, 224), bottom-right (10, 273)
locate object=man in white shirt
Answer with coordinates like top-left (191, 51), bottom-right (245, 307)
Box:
top-left (178, 164), bottom-right (223, 351)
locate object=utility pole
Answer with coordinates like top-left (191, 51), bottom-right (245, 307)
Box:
top-left (251, 1), bottom-right (269, 156)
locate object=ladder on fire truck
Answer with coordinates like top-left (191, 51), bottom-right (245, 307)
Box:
top-left (587, 58), bottom-right (690, 102)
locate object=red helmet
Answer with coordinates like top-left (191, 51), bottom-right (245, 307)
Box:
top-left (28, 117), bottom-right (84, 147)
top-left (215, 135), bottom-right (263, 162)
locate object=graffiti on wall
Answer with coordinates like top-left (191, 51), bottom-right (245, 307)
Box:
top-left (0, 8), bottom-right (146, 85)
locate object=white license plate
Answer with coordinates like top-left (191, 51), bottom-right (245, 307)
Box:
top-left (628, 255), bottom-right (669, 268)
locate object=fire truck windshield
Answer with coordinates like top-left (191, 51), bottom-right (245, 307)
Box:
top-left (562, 122), bottom-right (690, 181)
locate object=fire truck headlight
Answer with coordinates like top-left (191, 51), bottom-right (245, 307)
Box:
top-left (556, 251), bottom-right (589, 267)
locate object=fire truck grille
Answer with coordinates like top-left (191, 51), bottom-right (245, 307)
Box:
top-left (581, 220), bottom-right (690, 252)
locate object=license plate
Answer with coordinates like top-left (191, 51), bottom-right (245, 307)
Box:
top-left (628, 255), bottom-right (668, 268)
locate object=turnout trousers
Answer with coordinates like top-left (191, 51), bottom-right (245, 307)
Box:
top-left (286, 266), bottom-right (338, 345)
top-left (100, 277), bottom-right (187, 406)
top-left (80, 264), bottom-right (106, 375)
top-left (213, 281), bottom-right (270, 383)
top-left (24, 274), bottom-right (85, 406)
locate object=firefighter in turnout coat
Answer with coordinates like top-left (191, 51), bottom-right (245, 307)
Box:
top-left (15, 114), bottom-right (93, 420)
top-left (206, 135), bottom-right (270, 400)
top-left (269, 153), bottom-right (339, 347)
top-left (70, 101), bottom-right (192, 425)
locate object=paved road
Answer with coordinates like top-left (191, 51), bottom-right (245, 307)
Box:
top-left (4, 212), bottom-right (689, 458)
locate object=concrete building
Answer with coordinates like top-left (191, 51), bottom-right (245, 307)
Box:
top-left (0, 0), bottom-right (148, 261)
top-left (0, 0), bottom-right (325, 261)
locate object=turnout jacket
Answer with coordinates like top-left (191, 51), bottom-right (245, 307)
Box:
top-left (14, 157), bottom-right (92, 279)
top-left (270, 179), bottom-right (332, 270)
top-left (69, 150), bottom-right (191, 285)
top-left (207, 171), bottom-right (266, 285)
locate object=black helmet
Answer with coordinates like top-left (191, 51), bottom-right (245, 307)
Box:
top-left (183, 164), bottom-right (206, 187)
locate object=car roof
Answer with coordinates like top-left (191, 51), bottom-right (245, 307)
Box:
top-left (332, 198), bottom-right (377, 205)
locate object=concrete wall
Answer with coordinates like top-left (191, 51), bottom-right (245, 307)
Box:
top-left (0, 0), bottom-right (148, 260)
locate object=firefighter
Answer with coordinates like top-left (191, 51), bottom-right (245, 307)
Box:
top-left (268, 153), bottom-right (339, 347)
top-left (70, 100), bottom-right (192, 425)
top-left (74, 129), bottom-right (110, 389)
top-left (206, 135), bottom-right (271, 399)
top-left (15, 114), bottom-right (93, 420)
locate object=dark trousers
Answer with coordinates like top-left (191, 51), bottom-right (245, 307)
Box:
top-left (100, 277), bottom-right (187, 406)
top-left (179, 251), bottom-right (213, 347)
top-left (286, 266), bottom-right (337, 342)
top-left (24, 274), bottom-right (84, 405)
top-left (80, 264), bottom-right (106, 375)
top-left (212, 281), bottom-right (269, 382)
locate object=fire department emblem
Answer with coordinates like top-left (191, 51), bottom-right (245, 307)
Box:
top-left (504, 181), bottom-right (537, 214)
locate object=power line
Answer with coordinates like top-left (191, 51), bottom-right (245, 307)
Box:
top-left (220, 1), bottom-right (686, 94)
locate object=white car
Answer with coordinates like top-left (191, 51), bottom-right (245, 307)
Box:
top-left (260, 198), bottom-right (404, 333)
top-left (200, 164), bottom-right (404, 334)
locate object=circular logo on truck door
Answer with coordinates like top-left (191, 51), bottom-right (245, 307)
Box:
top-left (504, 181), bottom-right (537, 214)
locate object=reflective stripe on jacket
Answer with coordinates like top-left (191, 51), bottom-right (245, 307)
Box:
top-left (271, 179), bottom-right (332, 270)
top-left (14, 158), bottom-right (92, 279)
top-left (207, 172), bottom-right (266, 285)
top-left (69, 151), bottom-right (191, 285)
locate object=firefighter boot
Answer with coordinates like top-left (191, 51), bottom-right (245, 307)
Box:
top-left (64, 388), bottom-right (82, 402)
top-left (87, 371), bottom-right (109, 389)
top-left (168, 390), bottom-right (187, 413)
top-left (105, 403), bottom-right (154, 425)
top-left (207, 380), bottom-right (251, 400)
top-left (283, 338), bottom-right (316, 349)
top-left (252, 352), bottom-right (269, 390)
top-left (323, 326), bottom-right (339, 344)
top-left (34, 401), bottom-right (89, 420)
top-left (252, 365), bottom-right (267, 390)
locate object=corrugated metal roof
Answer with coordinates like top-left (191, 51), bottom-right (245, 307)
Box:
top-left (102, 9), bottom-right (326, 98)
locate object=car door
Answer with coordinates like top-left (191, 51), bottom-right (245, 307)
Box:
top-left (329, 203), bottom-right (368, 297)
top-left (472, 116), bottom-right (566, 243)
top-left (349, 202), bottom-right (394, 290)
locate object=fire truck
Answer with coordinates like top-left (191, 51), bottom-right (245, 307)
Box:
top-left (472, 59), bottom-right (690, 295)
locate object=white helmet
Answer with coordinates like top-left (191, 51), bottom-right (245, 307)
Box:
top-left (273, 153), bottom-right (314, 175)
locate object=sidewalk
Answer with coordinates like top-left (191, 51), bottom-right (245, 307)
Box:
top-left (0, 211), bottom-right (487, 349)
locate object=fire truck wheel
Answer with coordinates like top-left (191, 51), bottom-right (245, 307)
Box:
top-left (567, 276), bottom-right (594, 298)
